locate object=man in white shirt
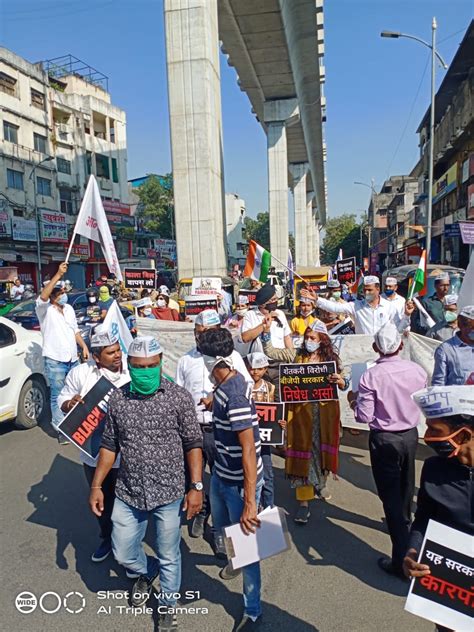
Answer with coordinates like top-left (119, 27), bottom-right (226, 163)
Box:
top-left (10, 278), bottom-right (25, 301)
top-left (241, 283), bottom-right (293, 356)
top-left (382, 276), bottom-right (406, 319)
top-left (58, 325), bottom-right (130, 566)
top-left (176, 308), bottom-right (252, 549)
top-left (304, 275), bottom-right (414, 335)
top-left (35, 262), bottom-right (89, 434)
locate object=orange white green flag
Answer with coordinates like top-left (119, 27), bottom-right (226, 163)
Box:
top-left (243, 240), bottom-right (271, 283)
top-left (408, 250), bottom-right (427, 299)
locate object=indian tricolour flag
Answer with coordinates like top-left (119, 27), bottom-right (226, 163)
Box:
top-left (243, 240), bottom-right (271, 282)
top-left (408, 249), bottom-right (427, 299)
top-left (351, 269), bottom-right (364, 295)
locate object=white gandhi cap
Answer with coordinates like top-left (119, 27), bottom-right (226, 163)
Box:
top-left (128, 336), bottom-right (162, 357)
top-left (374, 322), bottom-right (401, 355)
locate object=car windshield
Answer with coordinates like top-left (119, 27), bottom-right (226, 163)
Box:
top-left (8, 300), bottom-right (36, 317)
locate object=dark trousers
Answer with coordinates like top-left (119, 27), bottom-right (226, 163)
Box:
top-left (83, 464), bottom-right (118, 541)
top-left (198, 426), bottom-right (218, 519)
top-left (260, 446), bottom-right (274, 509)
top-left (369, 427), bottom-right (418, 571)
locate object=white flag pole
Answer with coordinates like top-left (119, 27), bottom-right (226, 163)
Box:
top-left (64, 229), bottom-right (78, 263)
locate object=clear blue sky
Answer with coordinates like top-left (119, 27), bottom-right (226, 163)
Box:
top-left (1, 0), bottom-right (472, 221)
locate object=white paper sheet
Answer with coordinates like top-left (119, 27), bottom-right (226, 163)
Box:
top-left (224, 506), bottom-right (290, 570)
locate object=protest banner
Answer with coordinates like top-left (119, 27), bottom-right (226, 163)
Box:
top-left (123, 268), bottom-right (157, 289)
top-left (255, 402), bottom-right (285, 446)
top-left (57, 377), bottom-right (122, 458)
top-left (336, 257), bottom-right (356, 284)
top-left (239, 289), bottom-right (258, 304)
top-left (405, 520), bottom-right (474, 631)
top-left (279, 361), bottom-right (338, 403)
top-left (191, 277), bottom-right (222, 295)
top-left (328, 318), bottom-right (355, 335)
top-left (185, 295), bottom-right (218, 318)
top-left (136, 319), bottom-right (438, 432)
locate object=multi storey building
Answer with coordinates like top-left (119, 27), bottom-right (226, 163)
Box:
top-left (0, 49), bottom-right (130, 288)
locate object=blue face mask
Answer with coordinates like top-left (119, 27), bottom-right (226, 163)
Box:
top-left (57, 293), bottom-right (68, 305)
top-left (384, 289), bottom-right (395, 297)
top-left (305, 340), bottom-right (320, 353)
top-left (468, 331), bottom-right (474, 341)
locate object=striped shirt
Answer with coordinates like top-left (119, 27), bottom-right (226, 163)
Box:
top-left (212, 372), bottom-right (263, 486)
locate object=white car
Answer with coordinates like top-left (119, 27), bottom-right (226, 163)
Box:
top-left (0, 317), bottom-right (48, 429)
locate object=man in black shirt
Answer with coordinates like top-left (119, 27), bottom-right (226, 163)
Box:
top-left (89, 336), bottom-right (203, 632)
top-left (404, 384), bottom-right (473, 632)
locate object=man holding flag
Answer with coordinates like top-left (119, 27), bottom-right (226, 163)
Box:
top-left (65, 175), bottom-right (122, 282)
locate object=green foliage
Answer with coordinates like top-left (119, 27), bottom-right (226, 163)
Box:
top-left (322, 213), bottom-right (365, 264)
top-left (243, 212), bottom-right (295, 259)
top-left (136, 174), bottom-right (174, 239)
top-left (243, 212), bottom-right (270, 251)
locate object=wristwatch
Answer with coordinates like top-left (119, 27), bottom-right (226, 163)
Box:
top-left (190, 481), bottom-right (204, 492)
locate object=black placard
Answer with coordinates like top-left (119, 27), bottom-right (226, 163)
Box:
top-left (239, 290), bottom-right (258, 304)
top-left (123, 267), bottom-right (157, 288)
top-left (411, 540), bottom-right (474, 619)
top-left (336, 257), bottom-right (356, 284)
top-left (328, 319), bottom-right (355, 336)
top-left (185, 297), bottom-right (218, 317)
top-left (279, 361), bottom-right (338, 403)
top-left (57, 377), bottom-right (120, 458)
top-left (255, 402), bottom-right (285, 446)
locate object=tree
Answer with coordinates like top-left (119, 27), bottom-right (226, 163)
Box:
top-left (243, 212), bottom-right (270, 250)
top-left (135, 174), bottom-right (175, 239)
top-left (322, 213), bottom-right (365, 264)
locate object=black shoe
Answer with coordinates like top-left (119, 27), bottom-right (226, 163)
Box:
top-left (156, 612), bottom-right (178, 631)
top-left (294, 505), bottom-right (310, 524)
top-left (377, 556), bottom-right (407, 580)
top-left (130, 574), bottom-right (156, 607)
top-left (57, 434), bottom-right (70, 445)
top-left (234, 615), bottom-right (262, 631)
top-left (219, 563), bottom-right (242, 581)
top-left (190, 512), bottom-right (208, 538)
top-left (212, 533), bottom-right (228, 560)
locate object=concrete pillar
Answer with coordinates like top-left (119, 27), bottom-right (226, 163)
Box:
top-left (313, 213), bottom-right (321, 267)
top-left (264, 99), bottom-right (298, 269)
top-left (306, 192), bottom-right (315, 265)
top-left (164, 0), bottom-right (227, 278)
top-left (290, 163), bottom-right (309, 267)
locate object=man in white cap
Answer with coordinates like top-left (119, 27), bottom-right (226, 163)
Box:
top-left (303, 275), bottom-right (414, 335)
top-left (382, 276), bottom-right (406, 318)
top-left (89, 336), bottom-right (203, 631)
top-left (404, 386), bottom-right (474, 581)
top-left (348, 322), bottom-right (427, 579)
top-left (426, 294), bottom-right (459, 342)
top-left (58, 324), bottom-right (129, 564)
top-left (422, 272), bottom-right (451, 325)
top-left (176, 309), bottom-right (251, 548)
top-left (432, 305), bottom-right (474, 386)
top-left (227, 294), bottom-right (249, 329)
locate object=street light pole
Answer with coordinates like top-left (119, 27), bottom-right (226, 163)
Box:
top-left (381, 19), bottom-right (448, 264)
top-left (29, 156), bottom-right (54, 290)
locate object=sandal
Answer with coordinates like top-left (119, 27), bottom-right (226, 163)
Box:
top-left (294, 505), bottom-right (310, 524)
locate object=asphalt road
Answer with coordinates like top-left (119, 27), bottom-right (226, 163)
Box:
top-left (0, 417), bottom-right (433, 632)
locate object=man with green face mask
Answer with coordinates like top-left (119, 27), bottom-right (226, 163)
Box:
top-left (89, 336), bottom-right (203, 632)
top-left (426, 294), bottom-right (459, 342)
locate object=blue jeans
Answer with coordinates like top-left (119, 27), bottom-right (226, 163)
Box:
top-left (44, 357), bottom-right (79, 427)
top-left (111, 496), bottom-right (183, 606)
top-left (261, 447), bottom-right (274, 509)
top-left (210, 473), bottom-right (263, 618)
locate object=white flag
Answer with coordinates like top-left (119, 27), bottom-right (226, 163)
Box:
top-left (68, 175), bottom-right (123, 281)
top-left (102, 300), bottom-right (133, 355)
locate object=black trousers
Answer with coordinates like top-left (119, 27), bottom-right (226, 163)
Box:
top-left (198, 426), bottom-right (218, 519)
top-left (83, 464), bottom-right (118, 541)
top-left (369, 427), bottom-right (418, 571)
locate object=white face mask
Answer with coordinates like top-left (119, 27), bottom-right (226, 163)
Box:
top-left (89, 297), bottom-right (97, 304)
top-left (236, 308), bottom-right (247, 316)
top-left (305, 340), bottom-right (320, 353)
top-left (157, 299), bottom-right (166, 308)
top-left (142, 308), bottom-right (152, 316)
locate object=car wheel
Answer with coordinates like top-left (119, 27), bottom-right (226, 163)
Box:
top-left (14, 377), bottom-right (47, 430)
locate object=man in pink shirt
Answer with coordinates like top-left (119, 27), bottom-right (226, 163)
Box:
top-left (348, 323), bottom-right (427, 579)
